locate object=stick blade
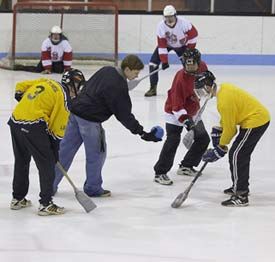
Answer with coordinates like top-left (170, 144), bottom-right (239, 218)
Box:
top-left (171, 192), bottom-right (188, 208)
top-left (75, 190), bottom-right (97, 213)
top-left (182, 130), bottom-right (195, 149)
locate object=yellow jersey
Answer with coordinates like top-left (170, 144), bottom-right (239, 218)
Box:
top-left (11, 78), bottom-right (70, 139)
top-left (217, 83), bottom-right (270, 146)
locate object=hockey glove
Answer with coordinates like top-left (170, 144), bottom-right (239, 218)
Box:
top-left (15, 91), bottom-right (23, 102)
top-left (211, 126), bottom-right (223, 147)
top-left (183, 118), bottom-right (195, 131)
top-left (162, 63), bottom-right (169, 70)
top-left (202, 145), bottom-right (228, 162)
top-left (140, 129), bottom-right (162, 142)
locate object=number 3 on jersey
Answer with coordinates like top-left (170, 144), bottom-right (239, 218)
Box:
top-left (27, 85), bottom-right (45, 100)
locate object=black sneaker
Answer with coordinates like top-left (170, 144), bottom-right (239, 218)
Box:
top-left (154, 174), bottom-right (173, 185)
top-left (223, 187), bottom-right (249, 196)
top-left (221, 194), bottom-right (249, 207)
top-left (144, 86), bottom-right (157, 97)
top-left (10, 198), bottom-right (32, 210)
top-left (38, 202), bottom-right (65, 216)
top-left (177, 166), bottom-right (198, 176)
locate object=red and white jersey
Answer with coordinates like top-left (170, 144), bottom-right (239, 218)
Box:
top-left (157, 17), bottom-right (198, 63)
top-left (41, 37), bottom-right (73, 70)
top-left (164, 61), bottom-right (207, 126)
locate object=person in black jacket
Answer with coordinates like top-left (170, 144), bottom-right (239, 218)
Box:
top-left (53, 55), bottom-right (162, 197)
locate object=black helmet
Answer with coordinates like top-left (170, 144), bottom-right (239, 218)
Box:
top-left (194, 70), bottom-right (216, 98)
top-left (181, 48), bottom-right (201, 73)
top-left (61, 69), bottom-right (85, 98)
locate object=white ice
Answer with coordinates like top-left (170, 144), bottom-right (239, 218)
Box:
top-left (0, 65), bottom-right (275, 262)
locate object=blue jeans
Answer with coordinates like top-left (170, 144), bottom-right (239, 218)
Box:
top-left (53, 114), bottom-right (107, 196)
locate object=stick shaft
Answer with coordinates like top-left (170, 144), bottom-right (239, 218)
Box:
top-left (56, 161), bottom-right (77, 191)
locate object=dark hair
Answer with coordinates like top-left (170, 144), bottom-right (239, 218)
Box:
top-left (121, 55), bottom-right (144, 71)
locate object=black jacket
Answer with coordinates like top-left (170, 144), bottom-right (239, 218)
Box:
top-left (71, 66), bottom-right (144, 135)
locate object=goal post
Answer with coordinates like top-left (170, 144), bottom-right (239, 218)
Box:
top-left (1, 1), bottom-right (119, 69)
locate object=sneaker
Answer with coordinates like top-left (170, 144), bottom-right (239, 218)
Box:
top-left (221, 194), bottom-right (249, 207)
top-left (154, 174), bottom-right (173, 185)
top-left (10, 198), bottom-right (32, 210)
top-left (38, 202), bottom-right (65, 216)
top-left (223, 187), bottom-right (250, 196)
top-left (144, 86), bottom-right (157, 97)
top-left (88, 190), bottom-right (111, 197)
top-left (177, 166), bottom-right (198, 176)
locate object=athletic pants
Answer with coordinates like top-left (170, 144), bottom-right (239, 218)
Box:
top-left (154, 121), bottom-right (210, 175)
top-left (229, 122), bottom-right (270, 193)
top-left (9, 122), bottom-right (56, 206)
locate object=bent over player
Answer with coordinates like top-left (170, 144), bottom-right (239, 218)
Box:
top-left (145, 5), bottom-right (198, 97)
top-left (194, 71), bottom-right (270, 206)
top-left (153, 48), bottom-right (210, 185)
top-left (8, 69), bottom-right (85, 215)
top-left (53, 55), bottom-right (163, 197)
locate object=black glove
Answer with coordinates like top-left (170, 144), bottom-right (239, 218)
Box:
top-left (15, 92), bottom-right (23, 102)
top-left (49, 136), bottom-right (60, 163)
top-left (162, 63), bottom-right (169, 70)
top-left (140, 129), bottom-right (161, 142)
top-left (202, 145), bottom-right (228, 162)
top-left (183, 118), bottom-right (195, 131)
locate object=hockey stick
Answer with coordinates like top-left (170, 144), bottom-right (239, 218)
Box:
top-left (171, 161), bottom-right (208, 208)
top-left (128, 68), bottom-right (163, 90)
top-left (56, 162), bottom-right (97, 213)
top-left (182, 97), bottom-right (210, 149)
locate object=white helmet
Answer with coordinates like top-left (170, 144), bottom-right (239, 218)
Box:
top-left (163, 5), bottom-right (177, 16)
top-left (50, 25), bottom-right (62, 34)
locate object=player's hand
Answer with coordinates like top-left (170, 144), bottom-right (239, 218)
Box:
top-left (140, 130), bottom-right (161, 142)
top-left (162, 63), bottom-right (169, 70)
top-left (183, 118), bottom-right (195, 131)
top-left (202, 145), bottom-right (228, 162)
top-left (42, 69), bottom-right (51, 74)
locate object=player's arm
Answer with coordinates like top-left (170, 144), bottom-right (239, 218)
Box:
top-left (41, 38), bottom-right (52, 72)
top-left (62, 40), bottom-right (73, 71)
top-left (185, 24), bottom-right (198, 49)
top-left (156, 23), bottom-right (169, 65)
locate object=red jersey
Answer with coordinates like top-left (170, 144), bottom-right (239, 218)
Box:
top-left (164, 61), bottom-right (208, 126)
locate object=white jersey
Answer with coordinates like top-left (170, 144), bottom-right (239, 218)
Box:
top-left (41, 37), bottom-right (73, 68)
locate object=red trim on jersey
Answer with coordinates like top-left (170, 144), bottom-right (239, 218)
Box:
top-left (186, 25), bottom-right (198, 45)
top-left (63, 51), bottom-right (72, 62)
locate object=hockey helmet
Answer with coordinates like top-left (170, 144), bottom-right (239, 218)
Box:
top-left (50, 25), bottom-right (63, 45)
top-left (194, 70), bottom-right (216, 98)
top-left (181, 48), bottom-right (201, 74)
top-left (163, 5), bottom-right (177, 16)
top-left (61, 69), bottom-right (86, 98)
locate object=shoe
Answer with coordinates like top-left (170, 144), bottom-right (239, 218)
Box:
top-left (221, 194), bottom-right (249, 207)
top-left (223, 187), bottom-right (250, 196)
top-left (10, 198), bottom-right (32, 210)
top-left (154, 174), bottom-right (173, 185)
top-left (144, 85), bottom-right (157, 97)
top-left (177, 166), bottom-right (198, 176)
top-left (88, 190), bottom-right (111, 197)
top-left (38, 202), bottom-right (65, 216)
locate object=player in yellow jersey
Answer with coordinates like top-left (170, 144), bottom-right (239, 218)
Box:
top-left (8, 69), bottom-right (85, 215)
top-left (194, 70), bottom-right (270, 207)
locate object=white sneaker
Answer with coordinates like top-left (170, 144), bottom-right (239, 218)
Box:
top-left (177, 166), bottom-right (199, 176)
top-left (38, 202), bottom-right (65, 216)
top-left (10, 198), bottom-right (32, 210)
top-left (154, 174), bottom-right (173, 185)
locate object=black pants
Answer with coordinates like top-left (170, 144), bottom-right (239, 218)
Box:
top-left (14, 61), bottom-right (64, 73)
top-left (149, 46), bottom-right (186, 86)
top-left (154, 121), bottom-right (210, 175)
top-left (9, 123), bottom-right (56, 205)
top-left (228, 121), bottom-right (269, 192)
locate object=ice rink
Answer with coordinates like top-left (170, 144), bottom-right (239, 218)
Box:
top-left (0, 64), bottom-right (274, 262)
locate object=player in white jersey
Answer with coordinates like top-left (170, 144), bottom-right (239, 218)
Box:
top-left (14, 26), bottom-right (73, 74)
top-left (145, 5), bottom-right (198, 97)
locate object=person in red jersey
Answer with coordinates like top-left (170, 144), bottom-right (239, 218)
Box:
top-left (153, 48), bottom-right (210, 185)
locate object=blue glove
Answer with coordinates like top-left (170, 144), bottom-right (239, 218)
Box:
top-left (211, 126), bottom-right (223, 147)
top-left (202, 145), bottom-right (228, 162)
top-left (162, 63), bottom-right (169, 70)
